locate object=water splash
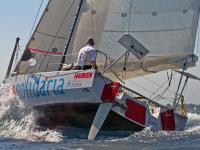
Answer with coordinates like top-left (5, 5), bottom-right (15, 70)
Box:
top-left (0, 83), bottom-right (63, 142)
top-left (188, 112), bottom-right (200, 122)
top-left (185, 112), bottom-right (200, 133)
top-left (129, 112), bottom-right (200, 143)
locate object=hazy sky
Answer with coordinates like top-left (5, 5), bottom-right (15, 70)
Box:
top-left (0, 0), bottom-right (48, 80)
top-left (0, 0), bottom-right (200, 104)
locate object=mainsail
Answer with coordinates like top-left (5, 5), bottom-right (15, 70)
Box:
top-left (69, 0), bottom-right (200, 80)
top-left (16, 0), bottom-right (200, 81)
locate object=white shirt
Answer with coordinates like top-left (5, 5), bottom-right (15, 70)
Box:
top-left (77, 45), bottom-right (96, 66)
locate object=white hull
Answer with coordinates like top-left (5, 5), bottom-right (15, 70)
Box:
top-left (5, 69), bottom-right (188, 139)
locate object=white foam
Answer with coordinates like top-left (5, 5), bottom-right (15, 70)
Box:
top-left (187, 112), bottom-right (200, 121)
top-left (0, 83), bottom-right (63, 142)
top-left (130, 112), bottom-right (200, 141)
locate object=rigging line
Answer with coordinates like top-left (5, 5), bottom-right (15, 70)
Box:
top-left (151, 71), bottom-right (174, 101)
top-left (90, 0), bottom-right (94, 36)
top-left (128, 0), bottom-right (132, 33)
top-left (155, 80), bottom-right (175, 101)
top-left (38, 1), bottom-right (76, 72)
top-left (153, 86), bottom-right (172, 102)
top-left (132, 70), bottom-right (176, 95)
top-left (127, 75), bottom-right (171, 102)
top-left (28, 0), bottom-right (44, 42)
top-left (127, 79), bottom-right (154, 95)
top-left (149, 78), bottom-right (170, 99)
top-left (16, 0), bottom-right (47, 73)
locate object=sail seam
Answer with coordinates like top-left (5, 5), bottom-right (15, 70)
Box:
top-left (38, 0), bottom-right (76, 72)
top-left (35, 31), bottom-right (68, 39)
top-left (99, 27), bottom-right (192, 33)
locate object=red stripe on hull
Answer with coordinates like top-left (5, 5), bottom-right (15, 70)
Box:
top-left (101, 82), bottom-right (120, 103)
top-left (160, 109), bottom-right (175, 131)
top-left (125, 99), bottom-right (146, 125)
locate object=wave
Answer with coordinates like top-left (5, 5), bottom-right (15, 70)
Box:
top-left (126, 112), bottom-right (200, 143)
top-left (0, 83), bottom-right (63, 142)
top-left (187, 112), bottom-right (200, 121)
top-left (185, 112), bottom-right (200, 133)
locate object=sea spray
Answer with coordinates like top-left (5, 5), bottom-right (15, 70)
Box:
top-left (103, 110), bottom-right (200, 144)
top-left (185, 112), bottom-right (200, 133)
top-left (0, 83), bottom-right (63, 142)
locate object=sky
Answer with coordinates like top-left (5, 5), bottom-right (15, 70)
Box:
top-left (0, 0), bottom-right (200, 104)
top-left (0, 0), bottom-right (48, 80)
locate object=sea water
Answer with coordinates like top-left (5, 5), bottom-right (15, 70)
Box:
top-left (0, 83), bottom-right (200, 150)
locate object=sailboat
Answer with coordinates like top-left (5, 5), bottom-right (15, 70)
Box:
top-left (3, 0), bottom-right (200, 140)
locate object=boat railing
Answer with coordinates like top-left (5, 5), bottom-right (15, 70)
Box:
top-left (47, 49), bottom-right (108, 72)
top-left (83, 49), bottom-right (108, 71)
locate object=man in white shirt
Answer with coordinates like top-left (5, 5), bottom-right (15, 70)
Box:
top-left (75, 37), bottom-right (97, 70)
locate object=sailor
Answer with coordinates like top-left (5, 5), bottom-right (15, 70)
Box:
top-left (74, 37), bottom-right (97, 70)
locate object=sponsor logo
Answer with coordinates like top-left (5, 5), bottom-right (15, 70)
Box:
top-left (66, 80), bottom-right (82, 88)
top-left (74, 72), bottom-right (93, 79)
top-left (16, 75), bottom-right (65, 98)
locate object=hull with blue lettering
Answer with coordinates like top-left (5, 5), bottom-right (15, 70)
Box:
top-left (6, 69), bottom-right (103, 107)
top-left (5, 69), bottom-right (187, 134)
top-left (4, 69), bottom-right (146, 132)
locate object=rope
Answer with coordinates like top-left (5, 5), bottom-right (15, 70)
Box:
top-left (149, 78), bottom-right (170, 99)
top-left (150, 71), bottom-right (174, 101)
top-left (127, 79), bottom-right (154, 94)
top-left (132, 71), bottom-right (176, 95)
top-left (90, 0), bottom-right (95, 36)
top-left (178, 95), bottom-right (187, 117)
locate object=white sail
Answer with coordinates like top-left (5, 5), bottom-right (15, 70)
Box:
top-left (69, 0), bottom-right (200, 80)
top-left (16, 0), bottom-right (84, 74)
top-left (15, 0), bottom-right (200, 81)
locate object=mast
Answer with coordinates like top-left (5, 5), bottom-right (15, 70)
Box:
top-left (5, 37), bottom-right (20, 78)
top-left (59, 0), bottom-right (84, 70)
